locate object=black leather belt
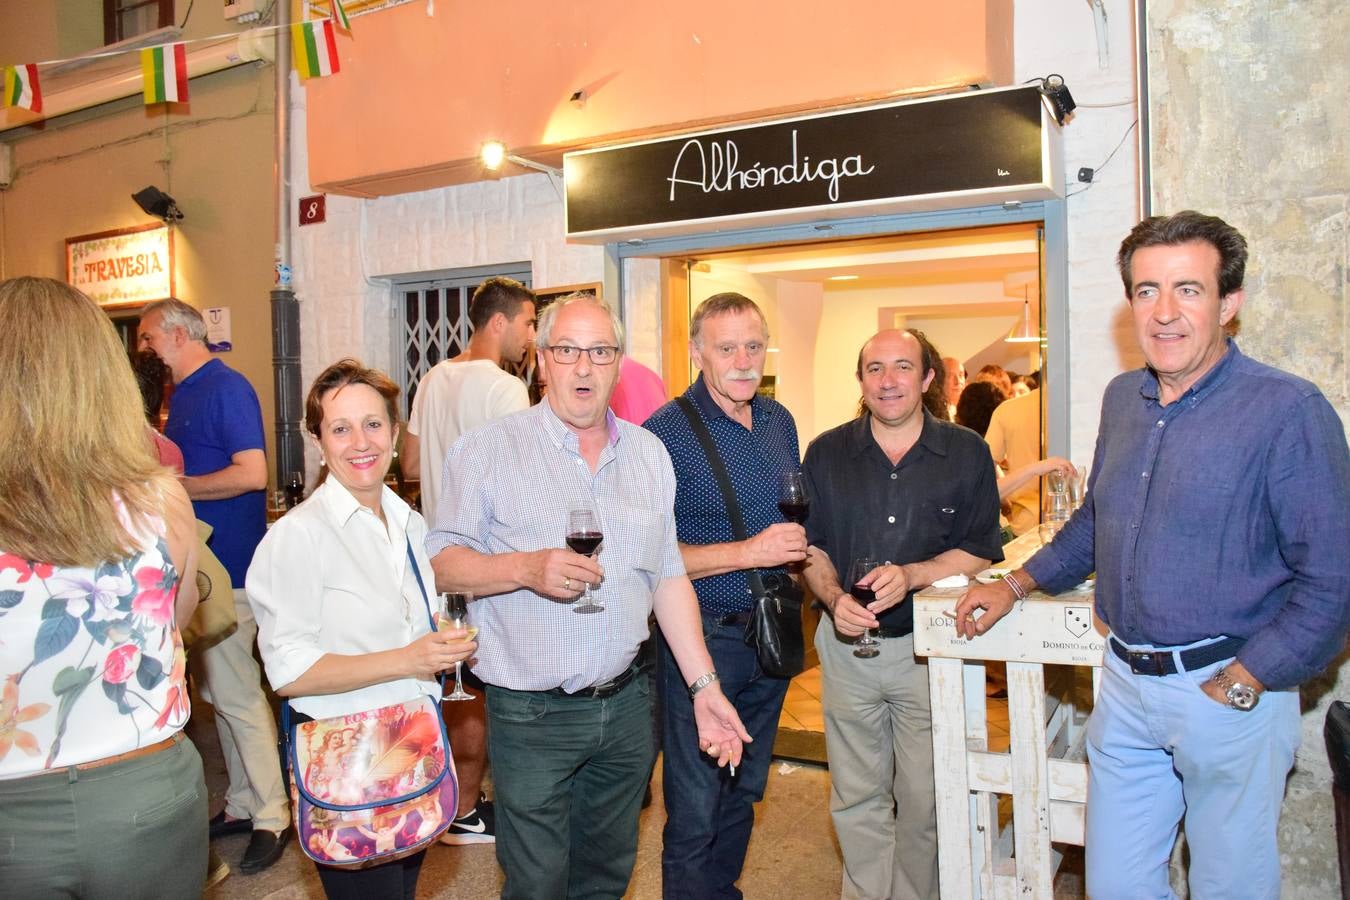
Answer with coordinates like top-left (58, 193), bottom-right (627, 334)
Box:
top-left (876, 625), bottom-right (912, 639)
top-left (547, 664), bottom-right (640, 699)
top-left (1109, 636), bottom-right (1245, 676)
top-left (716, 610), bottom-right (753, 627)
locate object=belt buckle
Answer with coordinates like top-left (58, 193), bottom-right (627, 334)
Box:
top-left (1127, 649), bottom-right (1169, 675)
top-left (590, 678), bottom-right (617, 697)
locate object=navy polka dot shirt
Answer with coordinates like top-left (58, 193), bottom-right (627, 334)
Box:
top-left (644, 375), bottom-right (802, 616)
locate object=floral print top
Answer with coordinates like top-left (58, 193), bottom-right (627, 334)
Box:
top-left (0, 527), bottom-right (188, 779)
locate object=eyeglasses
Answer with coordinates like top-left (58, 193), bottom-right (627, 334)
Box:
top-left (540, 344), bottom-right (620, 365)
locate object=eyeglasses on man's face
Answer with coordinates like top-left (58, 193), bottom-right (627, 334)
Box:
top-left (540, 344), bottom-right (621, 365)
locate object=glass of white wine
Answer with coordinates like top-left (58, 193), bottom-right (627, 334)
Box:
top-left (438, 591), bottom-right (477, 702)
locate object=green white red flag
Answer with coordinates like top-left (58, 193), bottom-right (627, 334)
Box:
top-left (141, 43), bottom-right (189, 104)
top-left (331, 0), bottom-right (351, 31)
top-left (292, 20), bottom-right (340, 79)
top-left (3, 64), bottom-right (41, 113)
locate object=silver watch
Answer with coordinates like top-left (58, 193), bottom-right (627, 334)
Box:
top-left (687, 670), bottom-right (719, 699)
top-left (1211, 666), bottom-right (1259, 711)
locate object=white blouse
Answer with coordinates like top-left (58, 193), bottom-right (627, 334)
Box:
top-left (246, 478), bottom-right (440, 720)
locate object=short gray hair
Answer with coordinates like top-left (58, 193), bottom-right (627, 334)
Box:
top-left (536, 292), bottom-right (626, 351)
top-left (141, 298), bottom-right (207, 343)
top-left (689, 292), bottom-right (768, 346)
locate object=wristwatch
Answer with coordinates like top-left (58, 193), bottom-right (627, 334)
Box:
top-left (687, 670), bottom-right (719, 699)
top-left (1211, 666), bottom-right (1259, 711)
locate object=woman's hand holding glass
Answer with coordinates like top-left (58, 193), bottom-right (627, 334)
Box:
top-left (404, 623), bottom-right (476, 681)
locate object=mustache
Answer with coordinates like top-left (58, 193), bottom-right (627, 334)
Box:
top-left (724, 369), bottom-right (761, 382)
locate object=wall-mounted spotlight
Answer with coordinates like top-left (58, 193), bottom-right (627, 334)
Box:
top-left (1037, 74), bottom-right (1076, 125)
top-left (480, 140), bottom-right (507, 171)
top-left (132, 185), bottom-right (184, 221)
top-left (479, 141), bottom-right (563, 178)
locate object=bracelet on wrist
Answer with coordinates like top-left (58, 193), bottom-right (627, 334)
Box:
top-left (1003, 573), bottom-right (1029, 601)
top-left (687, 670), bottom-right (719, 699)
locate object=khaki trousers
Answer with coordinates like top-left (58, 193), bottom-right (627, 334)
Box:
top-left (816, 619), bottom-right (938, 900)
top-left (196, 587), bottom-right (289, 832)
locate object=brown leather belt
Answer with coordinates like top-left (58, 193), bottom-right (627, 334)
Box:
top-left (66, 734), bottom-right (179, 773)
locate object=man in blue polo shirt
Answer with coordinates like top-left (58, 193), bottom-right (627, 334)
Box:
top-left (954, 211), bottom-right (1350, 898)
top-left (139, 299), bottom-right (290, 874)
top-left (644, 292), bottom-right (806, 899)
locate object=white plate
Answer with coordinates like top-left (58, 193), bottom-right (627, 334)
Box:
top-left (975, 568), bottom-right (1010, 584)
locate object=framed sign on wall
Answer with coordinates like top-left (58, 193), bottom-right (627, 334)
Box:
top-left (66, 223), bottom-right (175, 309)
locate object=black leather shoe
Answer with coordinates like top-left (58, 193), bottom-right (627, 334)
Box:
top-left (239, 827), bottom-right (291, 874)
top-left (208, 811), bottom-right (253, 839)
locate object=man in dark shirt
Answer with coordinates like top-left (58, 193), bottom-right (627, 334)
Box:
top-left (955, 211), bottom-right (1350, 899)
top-left (644, 292), bottom-right (806, 899)
top-left (803, 328), bottom-right (1002, 900)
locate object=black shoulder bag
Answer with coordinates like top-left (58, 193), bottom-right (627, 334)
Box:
top-left (676, 397), bottom-right (805, 679)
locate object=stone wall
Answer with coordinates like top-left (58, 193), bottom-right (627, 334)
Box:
top-left (1148, 1), bottom-right (1349, 895)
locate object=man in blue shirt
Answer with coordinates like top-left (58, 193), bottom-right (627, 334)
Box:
top-left (954, 211), bottom-right (1350, 899)
top-left (644, 293), bottom-right (807, 899)
top-left (139, 299), bottom-right (290, 874)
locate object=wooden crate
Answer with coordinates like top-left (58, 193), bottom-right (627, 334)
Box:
top-left (912, 534), bottom-right (1104, 899)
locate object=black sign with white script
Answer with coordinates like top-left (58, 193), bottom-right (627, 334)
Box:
top-left (565, 86), bottom-right (1052, 239)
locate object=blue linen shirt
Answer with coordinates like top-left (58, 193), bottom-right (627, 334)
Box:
top-left (1024, 342), bottom-right (1350, 690)
top-left (425, 402), bottom-right (686, 694)
top-left (643, 375), bottom-right (802, 617)
top-left (165, 358), bottom-right (267, 583)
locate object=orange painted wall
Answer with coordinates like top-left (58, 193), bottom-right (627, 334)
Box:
top-left (305, 0), bottom-right (1013, 196)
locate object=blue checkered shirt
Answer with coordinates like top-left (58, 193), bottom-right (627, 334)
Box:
top-left (426, 402), bottom-right (686, 693)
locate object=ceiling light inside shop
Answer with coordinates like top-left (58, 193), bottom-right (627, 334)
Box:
top-left (480, 141), bottom-right (507, 170)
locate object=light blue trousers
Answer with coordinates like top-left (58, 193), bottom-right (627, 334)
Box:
top-left (1085, 636), bottom-right (1300, 900)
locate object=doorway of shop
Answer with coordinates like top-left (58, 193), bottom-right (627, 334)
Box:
top-left (621, 212), bottom-right (1063, 764)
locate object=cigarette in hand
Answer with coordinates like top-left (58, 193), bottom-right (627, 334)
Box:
top-left (729, 764), bottom-right (736, 776)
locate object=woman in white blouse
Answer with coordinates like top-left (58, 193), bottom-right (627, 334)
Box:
top-left (247, 359), bottom-right (475, 899)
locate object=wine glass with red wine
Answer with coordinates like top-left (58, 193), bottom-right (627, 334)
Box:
top-left (848, 556), bottom-right (881, 659)
top-left (566, 507), bottom-right (605, 614)
top-left (778, 471), bottom-right (809, 525)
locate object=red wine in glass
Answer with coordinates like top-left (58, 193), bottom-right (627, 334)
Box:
top-left (566, 508), bottom-right (605, 614)
top-left (566, 532), bottom-right (603, 556)
top-left (780, 472), bottom-right (808, 524)
top-left (848, 556), bottom-right (881, 658)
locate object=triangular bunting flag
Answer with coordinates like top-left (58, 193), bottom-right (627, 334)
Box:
top-left (3, 64), bottom-right (42, 113)
top-left (292, 20), bottom-right (341, 79)
top-left (141, 43), bottom-right (189, 104)
top-left (331, 0), bottom-right (351, 32)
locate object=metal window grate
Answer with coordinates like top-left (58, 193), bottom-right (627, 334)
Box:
top-left (391, 265), bottom-right (531, 419)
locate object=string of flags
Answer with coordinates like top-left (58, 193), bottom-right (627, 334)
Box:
top-left (2, 0), bottom-right (352, 117)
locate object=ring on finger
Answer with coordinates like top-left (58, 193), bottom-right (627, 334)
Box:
top-left (564, 576), bottom-right (573, 590)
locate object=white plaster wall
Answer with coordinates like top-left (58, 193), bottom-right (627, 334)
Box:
top-left (1015, 0), bottom-right (1143, 467)
top-left (288, 82), bottom-right (605, 477)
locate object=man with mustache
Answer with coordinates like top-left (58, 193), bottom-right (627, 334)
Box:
top-left (644, 292), bottom-right (806, 898)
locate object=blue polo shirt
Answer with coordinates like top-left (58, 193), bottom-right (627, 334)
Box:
top-left (165, 358), bottom-right (267, 584)
top-left (643, 375), bottom-right (801, 616)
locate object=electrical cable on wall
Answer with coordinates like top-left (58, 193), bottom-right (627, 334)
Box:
top-left (1067, 118), bottom-right (1137, 198)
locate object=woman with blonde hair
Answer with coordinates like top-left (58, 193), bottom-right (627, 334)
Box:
top-left (0, 277), bottom-right (206, 895)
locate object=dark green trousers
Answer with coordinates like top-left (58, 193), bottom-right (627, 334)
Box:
top-left (0, 733), bottom-right (208, 898)
top-left (486, 675), bottom-right (655, 900)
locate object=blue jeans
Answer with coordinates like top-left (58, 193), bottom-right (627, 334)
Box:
top-left (485, 674), bottom-right (655, 900)
top-left (1086, 636), bottom-right (1301, 900)
top-left (658, 613), bottom-right (790, 900)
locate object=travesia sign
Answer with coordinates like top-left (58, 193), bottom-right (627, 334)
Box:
top-left (564, 85), bottom-right (1062, 241)
top-left (66, 224), bottom-right (174, 308)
